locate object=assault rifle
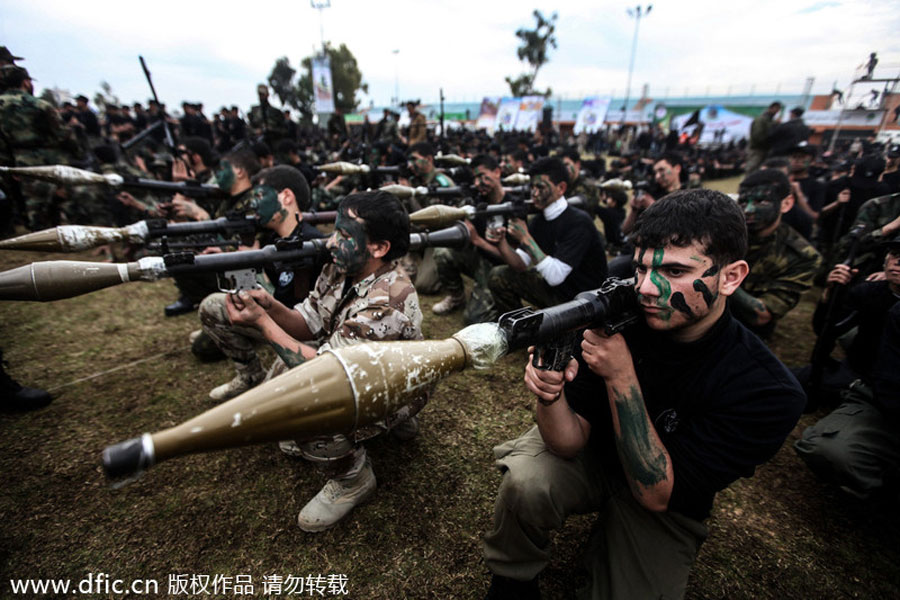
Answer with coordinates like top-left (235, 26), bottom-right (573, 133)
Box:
top-left (498, 277), bottom-right (641, 371)
top-left (805, 223), bottom-right (868, 411)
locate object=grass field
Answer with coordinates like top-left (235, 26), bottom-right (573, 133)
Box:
top-left (1, 177), bottom-right (899, 599)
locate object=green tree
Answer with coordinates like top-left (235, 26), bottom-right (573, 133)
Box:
top-left (298, 43), bottom-right (368, 113)
top-left (266, 43), bottom-right (368, 121)
top-left (267, 57), bottom-right (300, 110)
top-left (92, 81), bottom-right (121, 112)
top-left (505, 9), bottom-right (557, 98)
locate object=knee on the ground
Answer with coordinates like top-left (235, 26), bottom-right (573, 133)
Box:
top-left (497, 461), bottom-right (564, 528)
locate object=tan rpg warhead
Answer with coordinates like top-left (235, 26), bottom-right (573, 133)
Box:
top-left (502, 173), bottom-right (530, 185)
top-left (378, 184), bottom-right (428, 199)
top-left (434, 153), bottom-right (470, 166)
top-left (0, 258), bottom-right (165, 301)
top-left (0, 165), bottom-right (123, 186)
top-left (0, 223), bottom-right (150, 252)
top-left (316, 161), bottom-right (371, 175)
top-left (409, 205), bottom-right (474, 230)
top-left (102, 323), bottom-right (508, 479)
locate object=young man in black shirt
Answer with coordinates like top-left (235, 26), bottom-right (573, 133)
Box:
top-left (487, 156), bottom-right (606, 314)
top-left (794, 238), bottom-right (900, 498)
top-left (483, 189), bottom-right (806, 600)
top-left (197, 165), bottom-right (324, 401)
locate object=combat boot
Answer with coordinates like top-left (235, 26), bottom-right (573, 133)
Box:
top-left (432, 291), bottom-right (465, 315)
top-left (209, 358), bottom-right (265, 402)
top-left (297, 459), bottom-right (376, 532)
top-left (0, 351), bottom-right (53, 412)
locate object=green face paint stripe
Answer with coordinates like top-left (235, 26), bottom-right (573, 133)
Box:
top-left (252, 185), bottom-right (282, 225)
top-left (649, 248), bottom-right (672, 320)
top-left (215, 159), bottom-right (235, 191)
top-left (670, 292), bottom-right (694, 318)
top-left (331, 209), bottom-right (369, 274)
top-left (613, 385), bottom-right (669, 487)
top-left (693, 279), bottom-right (717, 308)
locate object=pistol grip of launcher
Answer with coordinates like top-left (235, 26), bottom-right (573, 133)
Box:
top-left (217, 268), bottom-right (261, 294)
top-left (532, 330), bottom-right (581, 372)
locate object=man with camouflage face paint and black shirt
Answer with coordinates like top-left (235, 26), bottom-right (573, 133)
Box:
top-left (483, 189), bottom-right (805, 600)
top-left (225, 190), bottom-right (425, 532)
top-left (731, 169), bottom-right (822, 338)
top-left (198, 165), bottom-right (325, 401)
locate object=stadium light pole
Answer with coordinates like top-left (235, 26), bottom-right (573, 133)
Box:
top-left (622, 5), bottom-right (652, 125)
top-left (392, 49), bottom-right (400, 107)
top-left (311, 0), bottom-right (330, 55)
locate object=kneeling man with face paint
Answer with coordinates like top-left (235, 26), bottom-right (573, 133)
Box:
top-left (199, 165), bottom-right (325, 401)
top-left (730, 169), bottom-right (822, 338)
top-left (225, 190), bottom-right (425, 532)
top-left (483, 190), bottom-right (805, 600)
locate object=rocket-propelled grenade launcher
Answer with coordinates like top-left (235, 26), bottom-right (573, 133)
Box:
top-left (0, 223), bottom-right (470, 300)
top-left (101, 277), bottom-right (639, 481)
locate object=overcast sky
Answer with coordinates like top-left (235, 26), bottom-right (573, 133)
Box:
top-left (2, 0), bottom-right (898, 113)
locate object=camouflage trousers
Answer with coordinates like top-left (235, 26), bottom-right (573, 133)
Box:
top-left (488, 265), bottom-right (565, 316)
top-left (433, 245), bottom-right (498, 324)
top-left (199, 292), bottom-right (426, 478)
top-left (794, 381), bottom-right (900, 499)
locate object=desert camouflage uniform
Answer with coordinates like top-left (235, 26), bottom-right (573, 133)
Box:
top-left (407, 110), bottom-right (427, 146)
top-left (0, 88), bottom-right (82, 229)
top-left (738, 222), bottom-right (822, 333)
top-left (835, 193), bottom-right (900, 276)
top-left (285, 261), bottom-right (426, 474)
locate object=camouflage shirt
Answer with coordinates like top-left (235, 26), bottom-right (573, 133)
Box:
top-left (837, 193), bottom-right (900, 275)
top-left (743, 222), bottom-right (822, 320)
top-left (214, 186), bottom-right (255, 219)
top-left (296, 260), bottom-right (423, 351)
top-left (0, 89), bottom-right (80, 166)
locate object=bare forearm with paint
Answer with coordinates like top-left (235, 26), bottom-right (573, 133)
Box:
top-left (259, 319), bottom-right (317, 368)
top-left (607, 376), bottom-right (673, 511)
top-left (520, 233), bottom-right (548, 264)
top-left (496, 235), bottom-right (528, 271)
top-left (730, 287), bottom-right (773, 326)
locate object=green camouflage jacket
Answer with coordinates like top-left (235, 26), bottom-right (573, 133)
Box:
top-left (837, 193), bottom-right (900, 274)
top-left (247, 104), bottom-right (287, 140)
top-left (744, 222), bottom-right (822, 320)
top-left (0, 89), bottom-right (80, 166)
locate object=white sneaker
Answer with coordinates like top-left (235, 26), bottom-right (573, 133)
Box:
top-left (297, 460), bottom-right (376, 532)
top-left (208, 361), bottom-right (265, 402)
top-left (432, 292), bottom-right (465, 315)
top-left (279, 440), bottom-right (303, 457)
